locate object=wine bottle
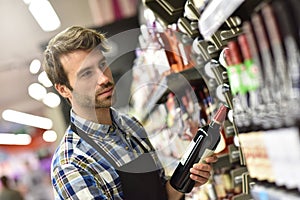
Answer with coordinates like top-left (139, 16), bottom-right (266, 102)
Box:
top-left (170, 104), bottom-right (228, 193)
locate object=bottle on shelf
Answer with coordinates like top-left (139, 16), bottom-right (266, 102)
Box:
top-left (271, 0), bottom-right (300, 124)
top-left (170, 104), bottom-right (228, 193)
top-left (225, 40), bottom-right (251, 131)
top-left (240, 23), bottom-right (265, 130)
top-left (251, 12), bottom-right (281, 130)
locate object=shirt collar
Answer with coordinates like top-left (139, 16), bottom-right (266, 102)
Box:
top-left (70, 108), bottom-right (122, 138)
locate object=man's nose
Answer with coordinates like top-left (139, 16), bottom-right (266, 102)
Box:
top-left (96, 70), bottom-right (109, 85)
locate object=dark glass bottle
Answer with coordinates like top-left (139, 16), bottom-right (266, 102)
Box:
top-left (170, 104), bottom-right (228, 193)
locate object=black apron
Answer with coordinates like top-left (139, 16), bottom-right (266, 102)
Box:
top-left (71, 123), bottom-right (168, 200)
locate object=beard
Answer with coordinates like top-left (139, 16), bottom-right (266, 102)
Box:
top-left (72, 81), bottom-right (116, 109)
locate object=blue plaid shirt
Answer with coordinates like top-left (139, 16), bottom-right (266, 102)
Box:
top-left (51, 108), bottom-right (166, 200)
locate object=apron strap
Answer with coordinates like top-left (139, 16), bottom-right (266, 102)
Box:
top-left (70, 122), bottom-right (153, 168)
top-left (130, 116), bottom-right (157, 152)
top-left (70, 123), bottom-right (120, 169)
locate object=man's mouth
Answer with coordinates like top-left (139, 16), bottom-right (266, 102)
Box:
top-left (97, 87), bottom-right (114, 97)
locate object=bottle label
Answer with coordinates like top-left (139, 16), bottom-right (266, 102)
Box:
top-left (244, 59), bottom-right (260, 91)
top-left (227, 64), bottom-right (241, 95)
top-left (240, 64), bottom-right (252, 94)
top-left (180, 135), bottom-right (204, 165)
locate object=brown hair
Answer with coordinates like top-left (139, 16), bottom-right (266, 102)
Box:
top-left (43, 26), bottom-right (109, 90)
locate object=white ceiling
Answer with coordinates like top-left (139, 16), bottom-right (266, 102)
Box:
top-left (0, 0), bottom-right (101, 132)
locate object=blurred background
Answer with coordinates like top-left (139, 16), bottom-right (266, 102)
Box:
top-left (0, 0), bottom-right (140, 199)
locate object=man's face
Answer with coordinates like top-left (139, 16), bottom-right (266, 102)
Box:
top-left (59, 49), bottom-right (115, 109)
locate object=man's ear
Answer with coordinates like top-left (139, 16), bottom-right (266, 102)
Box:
top-left (55, 83), bottom-right (71, 99)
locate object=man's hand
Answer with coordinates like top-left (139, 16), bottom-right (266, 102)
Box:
top-left (189, 155), bottom-right (218, 187)
top-left (166, 155), bottom-right (218, 200)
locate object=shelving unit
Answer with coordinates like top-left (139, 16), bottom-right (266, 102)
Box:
top-left (132, 0), bottom-right (300, 199)
top-left (141, 65), bottom-right (207, 122)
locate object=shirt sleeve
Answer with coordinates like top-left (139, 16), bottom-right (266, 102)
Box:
top-left (52, 163), bottom-right (112, 200)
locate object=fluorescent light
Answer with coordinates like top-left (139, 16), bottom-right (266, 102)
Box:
top-left (28, 0), bottom-right (61, 32)
top-left (38, 71), bottom-right (53, 87)
top-left (28, 83), bottom-right (47, 101)
top-left (43, 130), bottom-right (57, 142)
top-left (2, 109), bottom-right (53, 129)
top-left (43, 92), bottom-right (61, 108)
top-left (29, 59), bottom-right (41, 74)
top-left (0, 133), bottom-right (32, 145)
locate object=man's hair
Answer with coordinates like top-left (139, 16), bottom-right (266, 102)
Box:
top-left (43, 26), bottom-right (109, 90)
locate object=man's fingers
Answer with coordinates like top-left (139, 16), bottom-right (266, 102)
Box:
top-left (189, 173), bottom-right (210, 184)
top-left (204, 155), bottom-right (218, 163)
top-left (190, 168), bottom-right (211, 179)
top-left (192, 163), bottom-right (212, 171)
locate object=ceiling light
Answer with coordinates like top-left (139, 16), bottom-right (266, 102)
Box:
top-left (0, 133), bottom-right (32, 145)
top-left (28, 0), bottom-right (61, 32)
top-left (29, 59), bottom-right (41, 74)
top-left (38, 71), bottom-right (53, 87)
top-left (28, 83), bottom-right (47, 101)
top-left (43, 130), bottom-right (57, 142)
top-left (43, 92), bottom-right (61, 108)
top-left (2, 109), bottom-right (53, 129)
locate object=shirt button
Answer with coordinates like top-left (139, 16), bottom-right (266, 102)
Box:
top-left (109, 126), bottom-right (115, 132)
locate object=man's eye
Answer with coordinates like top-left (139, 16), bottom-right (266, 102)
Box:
top-left (99, 61), bottom-right (107, 70)
top-left (81, 70), bottom-right (93, 77)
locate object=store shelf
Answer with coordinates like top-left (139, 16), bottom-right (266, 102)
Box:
top-left (141, 65), bottom-right (206, 122)
top-left (144, 0), bottom-right (186, 25)
top-left (198, 0), bottom-right (245, 40)
top-left (198, 0), bottom-right (262, 40)
top-left (137, 0), bottom-right (300, 199)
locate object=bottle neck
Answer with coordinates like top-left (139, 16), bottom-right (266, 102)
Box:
top-left (209, 119), bottom-right (222, 129)
top-left (210, 104), bottom-right (228, 128)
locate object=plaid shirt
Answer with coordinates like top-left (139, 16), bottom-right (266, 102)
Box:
top-left (51, 108), bottom-right (166, 200)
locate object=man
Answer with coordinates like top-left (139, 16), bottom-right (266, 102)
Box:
top-left (0, 176), bottom-right (24, 200)
top-left (43, 26), bottom-right (217, 200)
